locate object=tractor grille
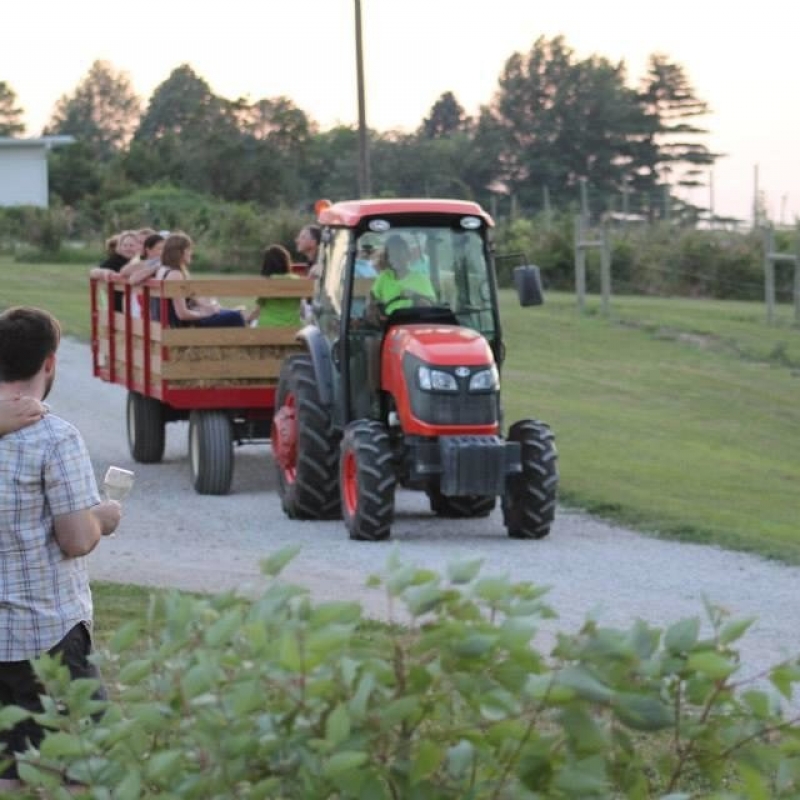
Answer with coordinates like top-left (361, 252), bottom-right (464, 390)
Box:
top-left (404, 356), bottom-right (499, 426)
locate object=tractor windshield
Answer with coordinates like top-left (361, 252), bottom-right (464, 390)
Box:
top-left (349, 225), bottom-right (496, 338)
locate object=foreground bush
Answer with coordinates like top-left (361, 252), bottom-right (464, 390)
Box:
top-left (2, 548), bottom-right (800, 798)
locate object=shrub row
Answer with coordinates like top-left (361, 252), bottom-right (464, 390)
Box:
top-left (2, 549), bottom-right (799, 798)
top-left (2, 197), bottom-right (798, 298)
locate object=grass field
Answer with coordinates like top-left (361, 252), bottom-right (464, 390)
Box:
top-left (2, 256), bottom-right (799, 563)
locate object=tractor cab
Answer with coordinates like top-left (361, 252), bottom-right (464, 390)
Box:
top-left (311, 200), bottom-right (511, 426)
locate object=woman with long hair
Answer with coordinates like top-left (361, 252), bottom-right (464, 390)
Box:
top-left (153, 233), bottom-right (249, 327)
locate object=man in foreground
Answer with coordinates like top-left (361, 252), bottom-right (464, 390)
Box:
top-left (0, 307), bottom-right (121, 791)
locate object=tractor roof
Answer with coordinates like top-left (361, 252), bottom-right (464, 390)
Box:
top-left (317, 198), bottom-right (494, 228)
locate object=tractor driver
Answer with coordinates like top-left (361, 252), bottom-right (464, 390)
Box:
top-left (367, 234), bottom-right (436, 321)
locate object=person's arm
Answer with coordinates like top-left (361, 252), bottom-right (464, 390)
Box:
top-left (127, 262), bottom-right (161, 286)
top-left (0, 395), bottom-right (46, 435)
top-left (53, 501), bottom-right (121, 557)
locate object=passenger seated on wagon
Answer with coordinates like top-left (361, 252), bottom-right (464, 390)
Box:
top-left (151, 233), bottom-right (254, 328)
top-left (250, 244), bottom-right (303, 328)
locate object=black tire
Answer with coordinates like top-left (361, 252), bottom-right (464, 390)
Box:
top-left (340, 421), bottom-right (396, 541)
top-left (427, 487), bottom-right (496, 518)
top-left (189, 411), bottom-right (233, 495)
top-left (127, 391), bottom-right (165, 464)
top-left (273, 355), bottom-right (340, 519)
top-left (502, 419), bottom-right (558, 539)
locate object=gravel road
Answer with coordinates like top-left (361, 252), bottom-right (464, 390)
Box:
top-left (53, 337), bottom-right (800, 689)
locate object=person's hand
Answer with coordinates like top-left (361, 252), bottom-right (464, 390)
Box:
top-left (94, 500), bottom-right (122, 537)
top-left (0, 395), bottom-right (47, 435)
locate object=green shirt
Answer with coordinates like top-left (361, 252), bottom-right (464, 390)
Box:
top-left (371, 269), bottom-right (436, 314)
top-left (256, 276), bottom-right (302, 327)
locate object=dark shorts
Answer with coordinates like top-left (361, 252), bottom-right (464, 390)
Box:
top-left (0, 623), bottom-right (106, 780)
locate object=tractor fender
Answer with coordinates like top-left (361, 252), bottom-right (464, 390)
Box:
top-left (296, 324), bottom-right (333, 407)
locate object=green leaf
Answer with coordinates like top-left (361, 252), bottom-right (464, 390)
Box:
top-left (181, 663), bottom-right (215, 698)
top-left (554, 666), bottom-right (613, 704)
top-left (261, 544), bottom-right (301, 577)
top-left (612, 693), bottom-right (673, 731)
top-left (0, 705), bottom-right (31, 731)
top-left (446, 558), bottom-right (483, 584)
top-left (404, 584), bottom-right (445, 616)
top-left (115, 769), bottom-right (143, 800)
top-left (278, 629), bottom-right (302, 671)
top-left (349, 671), bottom-right (376, 718)
top-left (325, 704), bottom-right (351, 746)
top-left (686, 651), bottom-right (736, 680)
top-left (474, 576), bottom-right (511, 603)
top-left (553, 755), bottom-right (608, 795)
top-left (118, 658), bottom-right (154, 685)
top-left (145, 750), bottom-right (183, 783)
top-left (109, 620), bottom-right (143, 653)
top-left (204, 608), bottom-right (243, 647)
top-left (311, 601), bottom-right (362, 626)
top-left (719, 617), bottom-right (755, 645)
top-left (446, 739), bottom-right (474, 779)
top-left (411, 739), bottom-right (443, 784)
top-left (664, 618), bottom-right (700, 654)
top-left (226, 680), bottom-right (264, 716)
top-left (39, 731), bottom-right (86, 759)
top-left (453, 633), bottom-right (496, 658)
top-left (380, 696), bottom-right (420, 726)
top-left (17, 762), bottom-right (60, 789)
top-left (323, 750), bottom-right (369, 777)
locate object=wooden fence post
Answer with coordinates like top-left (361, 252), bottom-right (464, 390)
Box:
top-left (600, 225), bottom-right (611, 317)
top-left (763, 226), bottom-right (775, 325)
top-left (574, 216), bottom-right (586, 313)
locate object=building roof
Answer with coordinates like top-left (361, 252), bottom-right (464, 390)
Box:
top-left (0, 136), bottom-right (75, 149)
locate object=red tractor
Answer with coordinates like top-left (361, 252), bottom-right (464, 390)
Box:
top-left (271, 198), bottom-right (557, 540)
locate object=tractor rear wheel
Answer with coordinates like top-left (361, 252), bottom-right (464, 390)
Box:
top-left (189, 410), bottom-right (233, 495)
top-left (127, 391), bottom-right (165, 464)
top-left (340, 421), bottom-right (395, 541)
top-left (272, 355), bottom-right (340, 519)
top-left (502, 420), bottom-right (558, 539)
top-left (427, 488), bottom-right (496, 518)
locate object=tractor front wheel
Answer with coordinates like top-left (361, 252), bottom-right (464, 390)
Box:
top-left (340, 421), bottom-right (395, 541)
top-left (272, 355), bottom-right (340, 519)
top-left (502, 420), bottom-right (558, 539)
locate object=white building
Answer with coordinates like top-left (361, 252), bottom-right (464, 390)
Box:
top-left (0, 136), bottom-right (75, 208)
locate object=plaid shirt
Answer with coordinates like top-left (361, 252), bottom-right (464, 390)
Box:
top-left (0, 414), bottom-right (100, 661)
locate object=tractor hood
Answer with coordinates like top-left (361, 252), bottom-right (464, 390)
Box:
top-left (384, 324), bottom-right (494, 367)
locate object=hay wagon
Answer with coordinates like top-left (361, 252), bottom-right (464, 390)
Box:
top-left (90, 273), bottom-right (313, 495)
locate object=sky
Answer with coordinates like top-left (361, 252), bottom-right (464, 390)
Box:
top-left (3, 0), bottom-right (799, 223)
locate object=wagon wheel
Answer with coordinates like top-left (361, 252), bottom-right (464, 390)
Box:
top-left (127, 391), bottom-right (165, 464)
top-left (189, 410), bottom-right (234, 495)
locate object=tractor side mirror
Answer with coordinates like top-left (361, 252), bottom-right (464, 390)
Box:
top-left (513, 265), bottom-right (544, 307)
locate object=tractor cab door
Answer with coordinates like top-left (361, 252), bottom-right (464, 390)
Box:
top-left (316, 227), bottom-right (380, 424)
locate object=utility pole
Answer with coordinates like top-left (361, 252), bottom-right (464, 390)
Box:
top-left (354, 0), bottom-right (371, 197)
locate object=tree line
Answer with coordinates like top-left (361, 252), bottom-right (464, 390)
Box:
top-left (0, 36), bottom-right (718, 224)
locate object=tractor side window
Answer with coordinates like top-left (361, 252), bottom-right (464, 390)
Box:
top-left (318, 228), bottom-right (349, 337)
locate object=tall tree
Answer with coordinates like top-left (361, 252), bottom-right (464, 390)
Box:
top-left (45, 61), bottom-right (141, 159)
top-left (419, 91), bottom-right (470, 139)
top-left (0, 81), bottom-right (25, 136)
top-left (637, 54), bottom-right (717, 190)
top-left (135, 64), bottom-right (228, 141)
top-left (478, 36), bottom-right (650, 213)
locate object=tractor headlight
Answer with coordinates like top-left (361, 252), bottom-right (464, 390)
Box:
top-left (418, 365), bottom-right (458, 392)
top-left (469, 366), bottom-right (499, 392)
